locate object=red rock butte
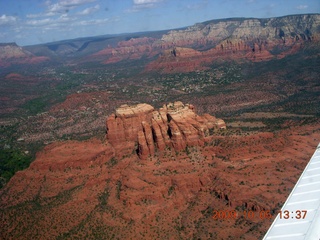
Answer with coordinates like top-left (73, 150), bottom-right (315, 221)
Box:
top-left (106, 101), bottom-right (226, 158)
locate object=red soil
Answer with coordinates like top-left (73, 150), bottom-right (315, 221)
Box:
top-left (1, 120), bottom-right (319, 239)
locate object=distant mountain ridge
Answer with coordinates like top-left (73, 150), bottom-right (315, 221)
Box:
top-left (0, 42), bottom-right (49, 67)
top-left (23, 30), bottom-right (170, 58)
top-left (1, 14), bottom-right (319, 69)
top-left (0, 42), bottom-right (32, 59)
top-left (162, 14), bottom-right (320, 49)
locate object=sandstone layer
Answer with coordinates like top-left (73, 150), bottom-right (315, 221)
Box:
top-left (3, 15), bottom-right (320, 71)
top-left (106, 101), bottom-right (226, 158)
top-left (0, 42), bottom-right (49, 67)
top-left (0, 120), bottom-right (319, 240)
top-left (86, 14), bottom-right (320, 73)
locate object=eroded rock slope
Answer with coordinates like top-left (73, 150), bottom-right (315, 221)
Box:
top-left (106, 101), bottom-right (226, 158)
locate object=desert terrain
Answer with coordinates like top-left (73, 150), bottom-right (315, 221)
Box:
top-left (0, 14), bottom-right (320, 239)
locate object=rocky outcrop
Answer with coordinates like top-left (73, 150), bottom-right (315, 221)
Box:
top-left (0, 42), bottom-right (32, 59)
top-left (161, 14), bottom-right (320, 48)
top-left (106, 102), bottom-right (226, 158)
top-left (146, 15), bottom-right (320, 72)
top-left (89, 37), bottom-right (160, 64)
top-left (1, 113), bottom-right (319, 239)
top-left (90, 14), bottom-right (320, 73)
top-left (0, 42), bottom-right (49, 67)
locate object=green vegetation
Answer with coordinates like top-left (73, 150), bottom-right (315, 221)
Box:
top-left (98, 188), bottom-right (110, 207)
top-left (200, 206), bottom-right (214, 217)
top-left (106, 157), bottom-right (118, 168)
top-left (21, 71), bottom-right (86, 115)
top-left (55, 73), bottom-right (85, 91)
top-left (0, 148), bottom-right (32, 188)
top-left (22, 97), bottom-right (50, 115)
top-left (0, 122), bottom-right (43, 188)
top-left (116, 180), bottom-right (122, 199)
top-left (168, 185), bottom-right (175, 196)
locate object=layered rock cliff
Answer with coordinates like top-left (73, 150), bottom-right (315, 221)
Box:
top-left (11, 14), bottom-right (319, 71)
top-left (0, 42), bottom-right (49, 67)
top-left (145, 14), bottom-right (320, 72)
top-left (82, 14), bottom-right (320, 73)
top-left (161, 14), bottom-right (320, 48)
top-left (106, 101), bottom-right (226, 158)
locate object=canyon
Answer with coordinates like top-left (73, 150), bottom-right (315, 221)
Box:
top-left (0, 14), bottom-right (320, 239)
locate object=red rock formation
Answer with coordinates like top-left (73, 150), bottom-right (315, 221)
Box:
top-left (106, 101), bottom-right (226, 158)
top-left (89, 37), bottom-right (160, 64)
top-left (0, 42), bottom-right (49, 67)
top-left (106, 103), bottom-right (155, 156)
top-left (85, 15), bottom-right (320, 73)
top-left (4, 73), bottom-right (24, 80)
top-left (1, 120), bottom-right (319, 240)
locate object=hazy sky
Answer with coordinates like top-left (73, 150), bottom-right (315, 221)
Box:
top-left (0, 0), bottom-right (319, 46)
